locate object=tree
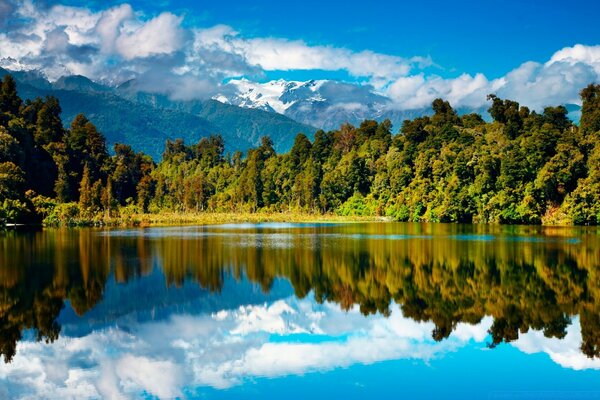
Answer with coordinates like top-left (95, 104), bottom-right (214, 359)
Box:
top-left (400, 116), bottom-right (430, 144)
top-left (101, 177), bottom-right (115, 215)
top-left (461, 113), bottom-right (485, 128)
top-left (136, 175), bottom-right (155, 212)
top-left (0, 75), bottom-right (22, 117)
top-left (289, 133), bottom-right (312, 169)
top-left (543, 106), bottom-right (571, 132)
top-left (35, 96), bottom-right (64, 146)
top-left (0, 127), bottom-right (21, 163)
top-left (258, 136), bottom-right (275, 160)
top-left (238, 149), bottom-right (264, 210)
top-left (431, 98), bottom-right (460, 127)
top-left (78, 164), bottom-right (93, 213)
top-left (487, 94), bottom-right (527, 139)
top-left (196, 134), bottom-right (225, 168)
top-left (535, 144), bottom-right (585, 203)
top-left (580, 84), bottom-right (600, 136)
top-left (67, 114), bottom-right (109, 182)
top-left (111, 144), bottom-right (153, 204)
top-left (311, 130), bottom-right (333, 164)
top-left (0, 162), bottom-right (26, 201)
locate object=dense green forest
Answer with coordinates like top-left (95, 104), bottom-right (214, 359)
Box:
top-left (1, 72), bottom-right (600, 226)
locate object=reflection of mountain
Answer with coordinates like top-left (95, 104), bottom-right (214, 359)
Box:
top-left (59, 272), bottom-right (293, 337)
top-left (1, 223), bottom-right (600, 363)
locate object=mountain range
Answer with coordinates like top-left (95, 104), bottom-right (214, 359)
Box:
top-left (217, 79), bottom-right (438, 131)
top-left (215, 78), bottom-right (583, 131)
top-left (0, 68), bottom-right (581, 161)
top-left (0, 68), bottom-right (316, 160)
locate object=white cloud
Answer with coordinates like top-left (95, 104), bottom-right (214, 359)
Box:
top-left (548, 44), bottom-right (600, 74)
top-left (495, 58), bottom-right (598, 109)
top-left (191, 26), bottom-right (428, 89)
top-left (114, 12), bottom-right (185, 60)
top-left (385, 44), bottom-right (600, 111)
top-left (0, 2), bottom-right (598, 111)
top-left (95, 4), bottom-right (134, 54)
top-left (387, 73), bottom-right (495, 110)
top-left (0, 2), bottom-right (186, 79)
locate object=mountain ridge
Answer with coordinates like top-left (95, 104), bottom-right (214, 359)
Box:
top-left (215, 78), bottom-right (581, 129)
top-left (0, 68), bottom-right (316, 160)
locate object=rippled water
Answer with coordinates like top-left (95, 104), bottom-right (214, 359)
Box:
top-left (1, 223), bottom-right (600, 399)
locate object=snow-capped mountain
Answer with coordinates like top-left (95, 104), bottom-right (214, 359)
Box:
top-left (215, 79), bottom-right (325, 114)
top-left (216, 79), bottom-right (409, 131)
top-left (214, 79), bottom-right (499, 131)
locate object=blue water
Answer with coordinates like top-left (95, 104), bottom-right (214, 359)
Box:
top-left (0, 222), bottom-right (598, 399)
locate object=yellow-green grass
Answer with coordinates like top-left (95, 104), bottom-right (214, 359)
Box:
top-left (60, 211), bottom-right (389, 228)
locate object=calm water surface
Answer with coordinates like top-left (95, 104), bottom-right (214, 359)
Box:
top-left (1, 222), bottom-right (600, 399)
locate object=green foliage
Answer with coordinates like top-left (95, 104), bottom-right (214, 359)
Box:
top-left (1, 72), bottom-right (600, 226)
top-left (0, 75), bottom-right (22, 118)
top-left (336, 193), bottom-right (377, 216)
top-left (45, 202), bottom-right (81, 226)
top-left (0, 199), bottom-right (27, 226)
top-left (580, 84), bottom-right (600, 136)
top-left (0, 162), bottom-right (25, 201)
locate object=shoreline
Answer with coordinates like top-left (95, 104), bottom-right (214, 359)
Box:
top-left (6, 211), bottom-right (598, 230)
top-left (40, 212), bottom-right (390, 228)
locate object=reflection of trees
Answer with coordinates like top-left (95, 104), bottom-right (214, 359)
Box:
top-left (2, 224), bottom-right (600, 362)
top-left (0, 230), bottom-right (111, 362)
top-left (150, 224), bottom-right (600, 357)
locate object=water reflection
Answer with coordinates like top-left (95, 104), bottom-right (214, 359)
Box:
top-left (1, 223), bottom-right (600, 396)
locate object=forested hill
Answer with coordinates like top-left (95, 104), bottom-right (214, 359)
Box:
top-left (0, 68), bottom-right (315, 159)
top-left (1, 72), bottom-right (600, 226)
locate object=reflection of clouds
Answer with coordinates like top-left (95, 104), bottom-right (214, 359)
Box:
top-left (4, 294), bottom-right (578, 399)
top-left (0, 297), bottom-right (492, 398)
top-left (513, 317), bottom-right (600, 371)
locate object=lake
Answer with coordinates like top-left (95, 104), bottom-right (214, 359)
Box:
top-left (1, 222), bottom-right (600, 399)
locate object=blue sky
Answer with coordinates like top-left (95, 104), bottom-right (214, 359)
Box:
top-left (1, 0), bottom-right (599, 110)
top-left (56, 0), bottom-right (600, 80)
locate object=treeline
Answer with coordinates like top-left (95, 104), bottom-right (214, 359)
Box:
top-left (1, 72), bottom-right (600, 225)
top-left (0, 74), bottom-right (153, 225)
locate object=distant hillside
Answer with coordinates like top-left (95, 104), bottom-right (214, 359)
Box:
top-left (0, 69), bottom-right (316, 160)
top-left (116, 82), bottom-right (316, 152)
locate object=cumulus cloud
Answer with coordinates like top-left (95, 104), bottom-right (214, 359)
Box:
top-left (549, 44), bottom-right (600, 74)
top-left (387, 72), bottom-right (495, 110)
top-left (385, 44), bottom-right (600, 111)
top-left (0, 1), bottom-right (200, 91)
top-left (114, 12), bottom-right (185, 60)
top-left (94, 4), bottom-right (133, 54)
top-left (191, 25), bottom-right (429, 89)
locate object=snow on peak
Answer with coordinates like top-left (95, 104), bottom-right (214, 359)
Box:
top-left (214, 78), bottom-right (329, 114)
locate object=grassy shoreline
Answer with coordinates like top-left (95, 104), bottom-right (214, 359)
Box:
top-left (42, 211), bottom-right (390, 228)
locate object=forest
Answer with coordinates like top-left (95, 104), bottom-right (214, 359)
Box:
top-left (1, 72), bottom-right (600, 226)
